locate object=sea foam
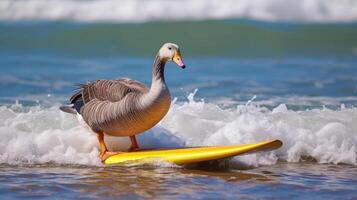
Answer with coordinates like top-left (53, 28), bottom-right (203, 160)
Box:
top-left (0, 92), bottom-right (356, 166)
top-left (1, 0), bottom-right (357, 23)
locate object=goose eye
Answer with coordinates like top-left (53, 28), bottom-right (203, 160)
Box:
top-left (168, 47), bottom-right (172, 50)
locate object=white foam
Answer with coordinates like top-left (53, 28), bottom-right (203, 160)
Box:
top-left (214, 96), bottom-right (357, 108)
top-left (160, 93), bottom-right (357, 166)
top-left (0, 105), bottom-right (101, 165)
top-left (0, 92), bottom-right (356, 166)
top-left (1, 0), bottom-right (357, 23)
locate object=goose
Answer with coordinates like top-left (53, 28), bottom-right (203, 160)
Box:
top-left (60, 43), bottom-right (186, 161)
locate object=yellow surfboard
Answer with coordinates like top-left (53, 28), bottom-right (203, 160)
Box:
top-left (104, 139), bottom-right (283, 165)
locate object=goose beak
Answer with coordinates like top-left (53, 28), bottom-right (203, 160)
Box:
top-left (173, 51), bottom-right (186, 69)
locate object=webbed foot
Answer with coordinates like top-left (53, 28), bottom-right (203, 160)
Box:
top-left (129, 135), bottom-right (140, 152)
top-left (128, 147), bottom-right (140, 152)
top-left (100, 151), bottom-right (122, 162)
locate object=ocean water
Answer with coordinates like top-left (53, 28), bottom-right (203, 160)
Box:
top-left (1, 0), bottom-right (357, 199)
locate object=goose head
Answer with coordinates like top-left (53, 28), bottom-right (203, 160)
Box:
top-left (158, 43), bottom-right (186, 69)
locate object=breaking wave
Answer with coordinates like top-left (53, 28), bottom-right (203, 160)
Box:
top-left (1, 0), bottom-right (357, 23)
top-left (0, 91), bottom-right (356, 167)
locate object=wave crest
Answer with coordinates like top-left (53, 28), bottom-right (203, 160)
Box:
top-left (0, 92), bottom-right (356, 166)
top-left (163, 95), bottom-right (357, 166)
top-left (1, 0), bottom-right (357, 23)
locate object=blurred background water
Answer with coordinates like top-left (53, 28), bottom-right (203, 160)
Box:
top-left (0, 0), bottom-right (357, 199)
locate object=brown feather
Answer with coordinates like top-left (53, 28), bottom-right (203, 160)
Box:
top-left (62, 43), bottom-right (180, 137)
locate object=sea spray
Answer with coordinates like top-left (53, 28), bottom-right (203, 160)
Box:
top-left (0, 92), bottom-right (356, 166)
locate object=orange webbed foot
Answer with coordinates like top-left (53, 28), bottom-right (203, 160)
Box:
top-left (128, 147), bottom-right (140, 152)
top-left (100, 151), bottom-right (122, 162)
top-left (129, 135), bottom-right (140, 152)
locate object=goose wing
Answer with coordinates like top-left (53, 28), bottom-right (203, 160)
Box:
top-left (69, 78), bottom-right (149, 112)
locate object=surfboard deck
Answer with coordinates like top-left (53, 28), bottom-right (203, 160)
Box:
top-left (104, 139), bottom-right (283, 165)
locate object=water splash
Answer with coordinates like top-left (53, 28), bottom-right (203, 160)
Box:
top-left (0, 91), bottom-right (356, 166)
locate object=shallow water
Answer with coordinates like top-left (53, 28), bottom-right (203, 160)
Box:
top-left (1, 0), bottom-right (357, 199)
top-left (1, 163), bottom-right (356, 199)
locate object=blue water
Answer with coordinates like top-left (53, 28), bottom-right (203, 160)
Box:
top-left (1, 7), bottom-right (357, 199)
top-left (1, 54), bottom-right (357, 108)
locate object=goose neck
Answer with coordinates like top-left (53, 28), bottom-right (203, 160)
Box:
top-left (151, 55), bottom-right (167, 86)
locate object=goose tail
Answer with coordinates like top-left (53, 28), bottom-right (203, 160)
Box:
top-left (59, 104), bottom-right (77, 114)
